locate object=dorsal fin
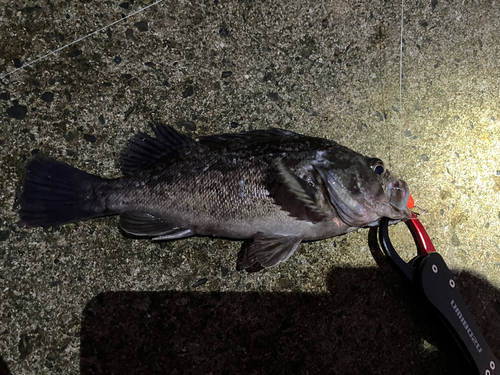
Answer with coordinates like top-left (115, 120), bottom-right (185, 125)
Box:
top-left (198, 128), bottom-right (299, 148)
top-left (120, 122), bottom-right (196, 175)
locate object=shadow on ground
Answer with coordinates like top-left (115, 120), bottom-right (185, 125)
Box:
top-left (0, 355), bottom-right (11, 375)
top-left (80, 266), bottom-right (500, 374)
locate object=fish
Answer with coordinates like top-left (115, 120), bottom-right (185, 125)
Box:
top-left (19, 123), bottom-right (411, 272)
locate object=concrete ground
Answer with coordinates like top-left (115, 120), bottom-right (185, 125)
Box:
top-left (1, 0), bottom-right (500, 373)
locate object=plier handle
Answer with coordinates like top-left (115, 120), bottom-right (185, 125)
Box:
top-left (379, 213), bottom-right (499, 374)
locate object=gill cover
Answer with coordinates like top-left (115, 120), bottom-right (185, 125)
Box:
top-left (313, 165), bottom-right (376, 227)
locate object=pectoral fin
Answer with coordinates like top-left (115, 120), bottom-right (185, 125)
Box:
top-left (237, 233), bottom-right (303, 272)
top-left (119, 211), bottom-right (193, 240)
top-left (273, 160), bottom-right (327, 223)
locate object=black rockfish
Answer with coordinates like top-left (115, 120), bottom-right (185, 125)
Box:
top-left (19, 123), bottom-right (411, 272)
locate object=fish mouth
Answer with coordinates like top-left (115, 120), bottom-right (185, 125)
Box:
top-left (388, 179), bottom-right (411, 219)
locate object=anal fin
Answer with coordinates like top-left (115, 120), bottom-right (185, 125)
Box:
top-left (237, 233), bottom-right (303, 272)
top-left (119, 211), bottom-right (193, 240)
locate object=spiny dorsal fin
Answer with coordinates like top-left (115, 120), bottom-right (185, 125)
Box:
top-left (120, 122), bottom-right (196, 175)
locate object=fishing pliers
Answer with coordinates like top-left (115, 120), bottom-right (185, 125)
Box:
top-left (379, 213), bottom-right (499, 374)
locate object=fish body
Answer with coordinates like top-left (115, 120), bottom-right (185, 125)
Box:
top-left (19, 124), bottom-right (411, 271)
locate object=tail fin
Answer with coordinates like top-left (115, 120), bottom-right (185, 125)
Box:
top-left (19, 156), bottom-right (111, 227)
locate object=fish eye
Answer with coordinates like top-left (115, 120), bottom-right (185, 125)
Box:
top-left (369, 159), bottom-right (385, 175)
top-left (374, 165), bottom-right (384, 175)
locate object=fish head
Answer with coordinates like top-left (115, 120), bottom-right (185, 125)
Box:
top-left (366, 157), bottom-right (412, 225)
top-left (314, 152), bottom-right (411, 228)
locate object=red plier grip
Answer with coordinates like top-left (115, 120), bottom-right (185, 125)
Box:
top-left (405, 212), bottom-right (436, 256)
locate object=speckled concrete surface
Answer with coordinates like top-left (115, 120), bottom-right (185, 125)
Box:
top-left (1, 0), bottom-right (500, 374)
